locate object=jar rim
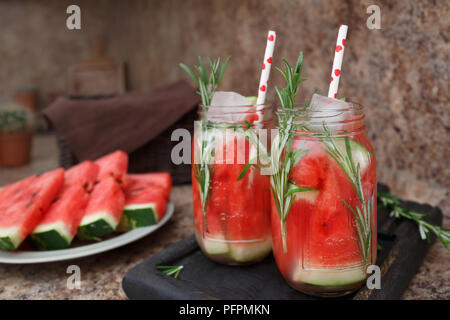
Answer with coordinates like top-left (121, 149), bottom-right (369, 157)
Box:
top-left (276, 101), bottom-right (366, 137)
top-left (276, 100), bottom-right (363, 115)
top-left (197, 104), bottom-right (274, 126)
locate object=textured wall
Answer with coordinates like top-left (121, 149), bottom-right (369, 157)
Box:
top-left (0, 0), bottom-right (448, 213)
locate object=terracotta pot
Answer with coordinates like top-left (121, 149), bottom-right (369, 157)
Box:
top-left (14, 89), bottom-right (38, 111)
top-left (0, 132), bottom-right (33, 167)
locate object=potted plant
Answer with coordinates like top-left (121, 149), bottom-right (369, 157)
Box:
top-left (0, 101), bottom-right (35, 167)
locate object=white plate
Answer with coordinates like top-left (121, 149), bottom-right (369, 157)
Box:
top-left (0, 202), bottom-right (174, 264)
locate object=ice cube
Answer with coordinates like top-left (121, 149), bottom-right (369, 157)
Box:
top-left (210, 91), bottom-right (253, 107)
top-left (307, 94), bottom-right (350, 131)
top-left (208, 91), bottom-right (253, 123)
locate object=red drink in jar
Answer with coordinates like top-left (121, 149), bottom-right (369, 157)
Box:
top-left (271, 99), bottom-right (376, 296)
top-left (192, 104), bottom-right (274, 265)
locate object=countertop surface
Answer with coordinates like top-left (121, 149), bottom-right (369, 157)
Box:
top-left (0, 185), bottom-right (448, 300)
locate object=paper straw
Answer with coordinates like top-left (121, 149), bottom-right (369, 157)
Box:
top-left (255, 30), bottom-right (276, 122)
top-left (328, 25), bottom-right (348, 98)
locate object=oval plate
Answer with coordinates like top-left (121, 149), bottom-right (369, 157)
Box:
top-left (0, 202), bottom-right (174, 264)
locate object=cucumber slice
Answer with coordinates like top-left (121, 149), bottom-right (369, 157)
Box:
top-left (229, 238), bottom-right (272, 263)
top-left (288, 183), bottom-right (320, 203)
top-left (334, 138), bottom-right (371, 172)
top-left (292, 265), bottom-right (366, 286)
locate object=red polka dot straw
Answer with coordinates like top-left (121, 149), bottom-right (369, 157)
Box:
top-left (328, 25), bottom-right (348, 99)
top-left (256, 30), bottom-right (277, 124)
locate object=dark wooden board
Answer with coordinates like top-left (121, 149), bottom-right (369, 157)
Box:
top-left (122, 184), bottom-right (443, 300)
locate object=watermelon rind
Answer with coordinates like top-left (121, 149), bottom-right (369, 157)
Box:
top-left (334, 138), bottom-right (371, 172)
top-left (31, 222), bottom-right (72, 250)
top-left (229, 238), bottom-right (272, 263)
top-left (288, 183), bottom-right (320, 203)
top-left (292, 265), bottom-right (366, 287)
top-left (197, 233), bottom-right (229, 255)
top-left (0, 227), bottom-right (22, 250)
top-left (77, 211), bottom-right (118, 240)
top-left (117, 203), bottom-right (159, 232)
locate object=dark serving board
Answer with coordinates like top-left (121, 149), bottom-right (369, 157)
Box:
top-left (122, 184), bottom-right (443, 300)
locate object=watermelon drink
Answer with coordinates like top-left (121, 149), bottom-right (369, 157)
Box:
top-left (271, 97), bottom-right (377, 297)
top-left (192, 102), bottom-right (274, 265)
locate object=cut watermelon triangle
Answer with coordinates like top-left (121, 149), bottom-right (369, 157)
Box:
top-left (78, 177), bottom-right (125, 240)
top-left (118, 187), bottom-right (168, 231)
top-left (96, 150), bottom-right (128, 183)
top-left (0, 169), bottom-right (65, 250)
top-left (31, 187), bottom-right (89, 250)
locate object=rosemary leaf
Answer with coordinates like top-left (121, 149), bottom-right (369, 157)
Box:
top-left (378, 192), bottom-right (450, 251)
top-left (156, 265), bottom-right (184, 279)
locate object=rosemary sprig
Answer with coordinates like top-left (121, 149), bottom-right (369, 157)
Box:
top-left (180, 56), bottom-right (231, 220)
top-left (378, 192), bottom-right (450, 251)
top-left (156, 265), bottom-right (184, 278)
top-left (180, 56), bottom-right (231, 106)
top-left (320, 123), bottom-right (374, 263)
top-left (235, 124), bottom-right (270, 181)
top-left (270, 52), bottom-right (310, 253)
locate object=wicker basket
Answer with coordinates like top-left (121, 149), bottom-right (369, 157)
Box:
top-left (56, 108), bottom-right (196, 185)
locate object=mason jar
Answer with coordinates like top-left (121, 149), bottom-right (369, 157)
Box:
top-left (192, 104), bottom-right (274, 265)
top-left (270, 101), bottom-right (377, 296)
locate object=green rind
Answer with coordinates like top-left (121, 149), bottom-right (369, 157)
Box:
top-left (195, 231), bottom-right (229, 255)
top-left (77, 219), bottom-right (115, 241)
top-left (229, 239), bottom-right (272, 262)
top-left (288, 183), bottom-right (320, 203)
top-left (31, 230), bottom-right (71, 250)
top-left (0, 237), bottom-right (16, 250)
top-left (335, 139), bottom-right (371, 172)
top-left (204, 239), bottom-right (229, 255)
top-left (293, 266), bottom-right (366, 287)
top-left (117, 207), bottom-right (158, 232)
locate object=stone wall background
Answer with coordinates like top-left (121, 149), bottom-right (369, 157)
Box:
top-left (0, 0), bottom-right (448, 214)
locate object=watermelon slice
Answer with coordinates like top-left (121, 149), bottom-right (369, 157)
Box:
top-left (0, 169), bottom-right (65, 250)
top-left (31, 162), bottom-right (99, 250)
top-left (78, 177), bottom-right (125, 240)
top-left (96, 150), bottom-right (128, 183)
top-left (31, 188), bottom-right (89, 250)
top-left (118, 186), bottom-right (169, 231)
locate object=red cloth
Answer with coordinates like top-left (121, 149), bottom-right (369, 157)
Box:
top-left (44, 80), bottom-right (200, 161)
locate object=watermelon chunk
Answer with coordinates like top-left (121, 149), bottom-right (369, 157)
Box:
top-left (78, 177), bottom-right (125, 240)
top-left (0, 169), bottom-right (65, 250)
top-left (31, 162), bottom-right (99, 250)
top-left (118, 188), bottom-right (168, 231)
top-left (226, 165), bottom-right (272, 262)
top-left (96, 150), bottom-right (128, 183)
